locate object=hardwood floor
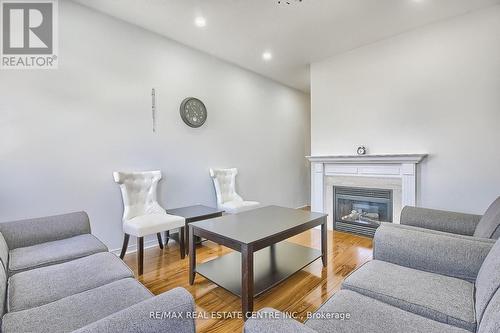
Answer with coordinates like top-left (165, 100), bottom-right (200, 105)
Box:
top-left (123, 227), bottom-right (372, 332)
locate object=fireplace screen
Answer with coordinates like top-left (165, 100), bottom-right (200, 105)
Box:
top-left (334, 186), bottom-right (393, 237)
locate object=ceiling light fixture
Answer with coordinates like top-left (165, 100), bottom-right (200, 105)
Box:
top-left (262, 51), bottom-right (273, 61)
top-left (194, 16), bottom-right (206, 28)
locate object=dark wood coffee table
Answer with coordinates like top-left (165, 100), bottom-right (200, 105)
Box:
top-left (166, 205), bottom-right (224, 255)
top-left (188, 205), bottom-right (328, 319)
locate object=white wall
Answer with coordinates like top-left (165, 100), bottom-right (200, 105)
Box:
top-left (311, 6), bottom-right (500, 214)
top-left (0, 1), bottom-right (310, 250)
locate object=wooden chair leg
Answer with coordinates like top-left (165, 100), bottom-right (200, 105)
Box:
top-left (119, 234), bottom-right (130, 259)
top-left (157, 233), bottom-right (164, 249)
top-left (184, 223), bottom-right (189, 255)
top-left (179, 227), bottom-right (185, 259)
top-left (137, 236), bottom-right (144, 275)
top-left (164, 230), bottom-right (170, 245)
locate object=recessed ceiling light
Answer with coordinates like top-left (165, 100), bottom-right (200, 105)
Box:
top-left (262, 51), bottom-right (273, 61)
top-left (194, 16), bottom-right (206, 28)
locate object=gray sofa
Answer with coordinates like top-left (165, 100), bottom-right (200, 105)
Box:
top-left (244, 200), bottom-right (500, 333)
top-left (0, 212), bottom-right (195, 333)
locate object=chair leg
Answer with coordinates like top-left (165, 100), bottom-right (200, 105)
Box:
top-left (179, 227), bottom-right (185, 259)
top-left (184, 224), bottom-right (189, 256)
top-left (157, 233), bottom-right (164, 249)
top-left (119, 234), bottom-right (130, 259)
top-left (137, 237), bottom-right (144, 275)
top-left (164, 230), bottom-right (170, 245)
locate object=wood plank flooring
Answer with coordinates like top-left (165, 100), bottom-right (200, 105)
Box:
top-left (123, 228), bottom-right (372, 333)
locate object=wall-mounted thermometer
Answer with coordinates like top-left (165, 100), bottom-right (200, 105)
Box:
top-left (152, 88), bottom-right (156, 133)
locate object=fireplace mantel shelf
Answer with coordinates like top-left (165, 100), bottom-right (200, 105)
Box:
top-left (306, 154), bottom-right (427, 164)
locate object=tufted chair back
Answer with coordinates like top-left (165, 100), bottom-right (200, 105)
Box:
top-left (113, 170), bottom-right (166, 222)
top-left (209, 168), bottom-right (243, 208)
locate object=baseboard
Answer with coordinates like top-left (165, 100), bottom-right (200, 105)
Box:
top-left (110, 238), bottom-right (159, 256)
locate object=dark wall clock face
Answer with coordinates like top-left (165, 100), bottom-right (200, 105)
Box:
top-left (180, 97), bottom-right (207, 128)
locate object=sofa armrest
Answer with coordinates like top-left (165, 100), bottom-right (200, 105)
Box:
top-left (400, 206), bottom-right (481, 236)
top-left (72, 287), bottom-right (195, 333)
top-left (373, 223), bottom-right (495, 282)
top-left (244, 308), bottom-right (317, 333)
top-left (0, 212), bottom-right (91, 249)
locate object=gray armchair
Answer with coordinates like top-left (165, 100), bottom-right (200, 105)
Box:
top-left (244, 197), bottom-right (500, 333)
top-left (245, 226), bottom-right (500, 333)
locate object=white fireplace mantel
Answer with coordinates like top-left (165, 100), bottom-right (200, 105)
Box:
top-left (307, 154), bottom-right (427, 164)
top-left (306, 154), bottom-right (428, 225)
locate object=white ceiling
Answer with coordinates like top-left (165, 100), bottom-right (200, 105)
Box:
top-left (74, 0), bottom-right (500, 92)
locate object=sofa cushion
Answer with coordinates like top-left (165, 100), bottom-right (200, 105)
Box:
top-left (123, 213), bottom-right (185, 238)
top-left (475, 239), bottom-right (500, 324)
top-left (474, 196), bottom-right (500, 239)
top-left (305, 290), bottom-right (469, 333)
top-left (8, 252), bottom-right (134, 312)
top-left (72, 287), bottom-right (196, 333)
top-left (342, 260), bottom-right (476, 331)
top-left (1, 278), bottom-right (152, 333)
top-left (8, 234), bottom-right (108, 275)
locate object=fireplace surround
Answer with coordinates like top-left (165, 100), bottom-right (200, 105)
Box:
top-left (306, 154), bottom-right (427, 234)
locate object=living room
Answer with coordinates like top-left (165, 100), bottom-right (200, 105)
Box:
top-left (0, 0), bottom-right (499, 332)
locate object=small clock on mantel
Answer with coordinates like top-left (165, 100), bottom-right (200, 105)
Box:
top-left (180, 97), bottom-right (207, 128)
top-left (357, 146), bottom-right (367, 155)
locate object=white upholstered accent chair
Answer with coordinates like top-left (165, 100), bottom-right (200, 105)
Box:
top-left (113, 170), bottom-right (185, 275)
top-left (209, 168), bottom-right (260, 214)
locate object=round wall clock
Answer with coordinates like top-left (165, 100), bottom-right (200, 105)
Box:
top-left (180, 97), bottom-right (207, 128)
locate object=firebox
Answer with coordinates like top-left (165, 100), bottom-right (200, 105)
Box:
top-left (333, 186), bottom-right (393, 237)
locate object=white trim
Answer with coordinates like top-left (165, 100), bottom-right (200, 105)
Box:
top-left (110, 238), bottom-right (161, 256)
top-left (306, 154), bottom-right (427, 164)
top-left (311, 162), bottom-right (324, 213)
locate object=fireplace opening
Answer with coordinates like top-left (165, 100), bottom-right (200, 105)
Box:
top-left (333, 186), bottom-right (393, 237)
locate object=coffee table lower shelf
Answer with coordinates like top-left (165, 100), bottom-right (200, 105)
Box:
top-left (196, 241), bottom-right (321, 297)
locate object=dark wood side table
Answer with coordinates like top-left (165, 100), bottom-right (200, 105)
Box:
top-left (166, 205), bottom-right (224, 256)
top-left (188, 205), bottom-right (328, 319)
